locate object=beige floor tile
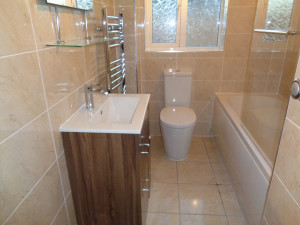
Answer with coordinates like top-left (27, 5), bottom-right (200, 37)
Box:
top-left (148, 183), bottom-right (179, 213)
top-left (177, 162), bottom-right (216, 184)
top-left (218, 185), bottom-right (243, 216)
top-left (179, 184), bottom-right (225, 215)
top-left (227, 216), bottom-right (247, 225)
top-left (185, 137), bottom-right (210, 162)
top-left (211, 163), bottom-right (231, 184)
top-left (181, 214), bottom-right (228, 225)
top-left (203, 137), bottom-right (222, 162)
top-left (146, 213), bottom-right (180, 225)
top-left (151, 161), bottom-right (177, 183)
top-left (151, 141), bottom-right (169, 161)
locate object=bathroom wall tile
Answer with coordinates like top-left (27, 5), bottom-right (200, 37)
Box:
top-left (126, 85), bottom-right (138, 93)
top-left (191, 81), bottom-right (220, 101)
top-left (39, 47), bottom-right (86, 107)
top-left (273, 120), bottom-right (300, 204)
top-left (146, 213), bottom-right (180, 225)
top-left (114, 0), bottom-right (134, 7)
top-left (48, 88), bottom-right (85, 156)
top-left (229, 0), bottom-right (257, 7)
top-left (226, 7), bottom-right (256, 34)
top-left (51, 205), bottom-right (69, 225)
top-left (125, 61), bottom-right (137, 86)
top-left (261, 217), bottom-right (269, 225)
top-left (176, 51), bottom-right (224, 58)
top-left (190, 101), bottom-right (213, 122)
top-left (266, 80), bottom-right (280, 93)
top-left (27, 0), bottom-right (56, 49)
top-left (66, 194), bottom-right (77, 225)
top-left (124, 35), bottom-right (137, 61)
top-left (93, 1), bottom-right (104, 28)
top-left (0, 52), bottom-right (46, 142)
top-left (115, 7), bottom-right (135, 36)
top-left (177, 58), bottom-right (222, 81)
top-left (180, 214), bottom-right (228, 225)
top-left (211, 163), bottom-right (231, 185)
top-left (0, 0), bottom-right (36, 56)
top-left (151, 137), bottom-right (169, 161)
top-left (179, 184), bottom-right (225, 215)
top-left (151, 161), bottom-right (177, 183)
top-left (58, 152), bottom-right (71, 197)
top-left (221, 81), bottom-right (247, 93)
top-left (185, 137), bottom-right (209, 162)
top-left (149, 101), bottom-right (164, 121)
top-left (203, 137), bottom-right (222, 162)
top-left (0, 113), bottom-right (56, 224)
top-left (264, 174), bottom-right (300, 225)
top-left (5, 162), bottom-right (64, 225)
top-left (84, 45), bottom-right (106, 81)
top-left (194, 122), bottom-right (212, 136)
top-left (227, 216), bottom-right (247, 225)
top-left (222, 58), bottom-right (248, 80)
top-left (150, 120), bottom-right (161, 136)
top-left (218, 185), bottom-right (243, 216)
top-left (177, 162), bottom-right (216, 184)
top-left (141, 57), bottom-right (176, 81)
top-left (225, 34), bottom-right (252, 58)
top-left (148, 183), bottom-right (179, 213)
top-left (141, 81), bottom-right (164, 101)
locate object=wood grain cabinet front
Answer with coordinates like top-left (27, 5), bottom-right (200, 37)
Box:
top-left (61, 111), bottom-right (150, 225)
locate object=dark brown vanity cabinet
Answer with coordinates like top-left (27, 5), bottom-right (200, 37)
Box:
top-left (61, 112), bottom-right (150, 225)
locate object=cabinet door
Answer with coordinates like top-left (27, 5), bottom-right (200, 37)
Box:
top-left (138, 111), bottom-right (150, 225)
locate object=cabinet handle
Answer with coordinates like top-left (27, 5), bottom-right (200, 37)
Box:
top-left (139, 143), bottom-right (150, 147)
top-left (140, 151), bottom-right (149, 154)
top-left (145, 179), bottom-right (150, 182)
top-left (142, 189), bottom-right (150, 192)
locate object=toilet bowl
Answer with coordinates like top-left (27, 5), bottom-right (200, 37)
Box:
top-left (160, 70), bottom-right (196, 161)
top-left (160, 107), bottom-right (196, 160)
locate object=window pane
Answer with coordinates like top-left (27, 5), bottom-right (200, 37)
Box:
top-left (264, 0), bottom-right (294, 42)
top-left (186, 0), bottom-right (222, 47)
top-left (152, 0), bottom-right (177, 43)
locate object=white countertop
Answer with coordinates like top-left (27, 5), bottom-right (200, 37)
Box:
top-left (60, 94), bottom-right (150, 134)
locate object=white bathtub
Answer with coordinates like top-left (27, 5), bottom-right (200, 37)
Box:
top-left (212, 94), bottom-right (287, 225)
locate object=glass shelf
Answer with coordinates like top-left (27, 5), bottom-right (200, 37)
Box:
top-left (46, 37), bottom-right (115, 47)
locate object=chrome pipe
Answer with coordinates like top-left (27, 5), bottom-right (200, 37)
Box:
top-left (254, 29), bottom-right (297, 35)
top-left (107, 23), bottom-right (122, 27)
top-left (107, 16), bottom-right (121, 20)
top-left (110, 63), bottom-right (124, 71)
top-left (109, 43), bottom-right (122, 48)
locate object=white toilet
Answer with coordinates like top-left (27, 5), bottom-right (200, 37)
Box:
top-left (160, 70), bottom-right (196, 161)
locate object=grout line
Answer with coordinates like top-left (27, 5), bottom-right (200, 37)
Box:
top-left (50, 201), bottom-right (65, 225)
top-left (287, 117), bottom-right (300, 130)
top-left (2, 160), bottom-right (58, 225)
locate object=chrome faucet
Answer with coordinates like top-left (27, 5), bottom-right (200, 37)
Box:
top-left (85, 84), bottom-right (108, 110)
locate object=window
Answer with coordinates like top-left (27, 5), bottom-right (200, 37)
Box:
top-left (145, 0), bottom-right (228, 52)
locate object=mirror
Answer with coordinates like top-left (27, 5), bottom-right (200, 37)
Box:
top-left (47, 0), bottom-right (93, 10)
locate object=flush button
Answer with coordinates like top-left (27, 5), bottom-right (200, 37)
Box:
top-left (291, 79), bottom-right (300, 99)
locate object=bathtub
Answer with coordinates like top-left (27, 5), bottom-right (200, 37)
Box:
top-left (212, 93), bottom-right (288, 225)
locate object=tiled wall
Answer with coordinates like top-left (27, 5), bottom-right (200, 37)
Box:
top-left (137, 0), bottom-right (258, 136)
top-left (262, 53), bottom-right (300, 225)
top-left (0, 0), bottom-right (113, 224)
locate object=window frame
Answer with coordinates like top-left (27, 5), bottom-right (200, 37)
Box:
top-left (145, 0), bottom-right (228, 52)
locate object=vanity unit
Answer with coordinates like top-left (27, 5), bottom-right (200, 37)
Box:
top-left (60, 94), bottom-right (150, 225)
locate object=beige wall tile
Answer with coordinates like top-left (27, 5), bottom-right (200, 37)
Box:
top-left (150, 120), bottom-right (161, 136)
top-left (229, 0), bottom-right (257, 7)
top-left (191, 81), bottom-right (220, 101)
top-left (125, 60), bottom-right (137, 86)
top-left (124, 35), bottom-right (136, 61)
top-left (0, 52), bottom-right (46, 141)
top-left (58, 153), bottom-right (71, 197)
top-left (149, 101), bottom-right (164, 121)
top-left (222, 58), bottom-right (248, 80)
top-left (28, 0), bottom-right (57, 49)
top-left (0, 0), bottom-right (36, 56)
top-left (5, 162), bottom-right (64, 225)
top-left (141, 80), bottom-right (164, 101)
top-left (114, 0), bottom-right (134, 7)
top-left (66, 194), bottom-right (77, 225)
top-left (39, 48), bottom-right (86, 107)
top-left (221, 81), bottom-right (246, 93)
top-left (0, 113), bottom-right (56, 223)
top-left (51, 205), bottom-right (69, 225)
top-left (226, 7), bottom-right (256, 34)
top-left (115, 7), bottom-right (135, 35)
top-left (194, 122), bottom-right (212, 136)
top-left (225, 34), bottom-right (252, 58)
top-left (264, 174), bottom-right (300, 225)
top-left (190, 101), bottom-right (213, 122)
top-left (84, 45), bottom-right (106, 81)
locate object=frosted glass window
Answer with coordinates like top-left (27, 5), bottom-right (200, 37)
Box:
top-left (186, 0), bottom-right (222, 47)
top-left (264, 0), bottom-right (294, 42)
top-left (152, 0), bottom-right (178, 43)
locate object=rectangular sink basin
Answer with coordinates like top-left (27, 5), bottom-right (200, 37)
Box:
top-left (60, 94), bottom-right (150, 134)
top-left (91, 96), bottom-right (140, 124)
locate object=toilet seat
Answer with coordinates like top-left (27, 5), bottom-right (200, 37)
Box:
top-left (160, 107), bottom-right (196, 128)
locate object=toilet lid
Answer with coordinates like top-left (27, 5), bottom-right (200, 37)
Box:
top-left (160, 107), bottom-right (196, 128)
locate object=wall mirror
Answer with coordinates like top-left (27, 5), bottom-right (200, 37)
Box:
top-left (46, 0), bottom-right (93, 10)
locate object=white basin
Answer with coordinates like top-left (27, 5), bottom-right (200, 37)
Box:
top-left (60, 94), bottom-right (150, 134)
top-left (92, 96), bottom-right (140, 124)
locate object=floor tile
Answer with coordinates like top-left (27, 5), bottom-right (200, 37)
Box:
top-left (211, 163), bottom-right (230, 184)
top-left (180, 214), bottom-right (228, 225)
top-left (146, 213), bottom-right (180, 225)
top-left (151, 137), bottom-right (169, 161)
top-left (218, 185), bottom-right (243, 216)
top-left (185, 137), bottom-right (210, 162)
top-left (227, 216), bottom-right (247, 225)
top-left (203, 137), bottom-right (222, 162)
top-left (179, 184), bottom-right (225, 215)
top-left (177, 162), bottom-right (216, 184)
top-left (151, 161), bottom-right (177, 183)
top-left (148, 183), bottom-right (179, 213)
